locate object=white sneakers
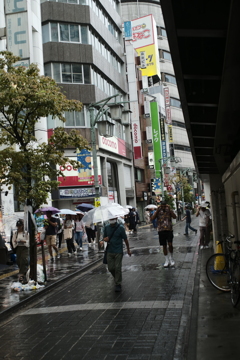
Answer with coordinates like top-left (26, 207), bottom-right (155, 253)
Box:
top-left (164, 254), bottom-right (175, 268)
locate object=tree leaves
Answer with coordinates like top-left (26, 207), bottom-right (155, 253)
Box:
top-left (0, 51), bottom-right (90, 209)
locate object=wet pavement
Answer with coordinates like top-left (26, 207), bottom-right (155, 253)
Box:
top-left (0, 220), bottom-right (239, 359)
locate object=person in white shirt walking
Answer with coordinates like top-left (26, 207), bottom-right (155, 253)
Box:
top-left (75, 213), bottom-right (85, 251)
top-left (12, 219), bottom-right (29, 283)
top-left (196, 201), bottom-right (211, 249)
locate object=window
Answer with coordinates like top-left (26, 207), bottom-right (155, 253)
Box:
top-left (165, 73), bottom-right (176, 85)
top-left (60, 24), bottom-right (69, 41)
top-left (162, 51), bottom-right (172, 61)
top-left (51, 23), bottom-right (58, 42)
top-left (65, 109), bottom-right (86, 127)
top-left (135, 168), bottom-right (144, 182)
top-left (172, 120), bottom-right (186, 129)
top-left (44, 63), bottom-right (51, 77)
top-left (170, 98), bottom-right (181, 108)
top-left (42, 24), bottom-right (50, 43)
top-left (81, 26), bottom-right (88, 44)
top-left (161, 28), bottom-right (167, 37)
top-left (61, 63), bottom-right (72, 82)
top-left (174, 144), bottom-right (191, 152)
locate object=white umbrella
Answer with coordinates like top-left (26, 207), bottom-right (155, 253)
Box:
top-left (57, 209), bottom-right (77, 215)
top-left (145, 204), bottom-right (158, 209)
top-left (125, 205), bottom-right (133, 209)
top-left (82, 203), bottom-right (129, 226)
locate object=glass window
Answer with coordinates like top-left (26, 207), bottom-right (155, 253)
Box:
top-left (170, 98), bottom-right (181, 108)
top-left (83, 65), bottom-right (91, 84)
top-left (72, 64), bottom-right (82, 83)
top-left (51, 23), bottom-right (58, 42)
top-left (53, 63), bottom-right (61, 82)
top-left (70, 25), bottom-right (79, 42)
top-left (68, 0), bottom-right (78, 3)
top-left (61, 63), bottom-right (72, 82)
top-left (81, 26), bottom-right (88, 44)
top-left (163, 51), bottom-right (172, 61)
top-left (165, 73), bottom-right (176, 85)
top-left (79, 0), bottom-right (86, 4)
top-left (44, 63), bottom-right (51, 77)
top-left (65, 111), bottom-right (75, 126)
top-left (75, 110), bottom-right (85, 126)
top-left (60, 24), bottom-right (69, 41)
top-left (42, 24), bottom-right (49, 43)
top-left (161, 28), bottom-right (167, 37)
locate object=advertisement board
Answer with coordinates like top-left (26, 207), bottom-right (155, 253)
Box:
top-left (6, 11), bottom-right (29, 58)
top-left (150, 102), bottom-right (161, 174)
top-left (57, 155), bottom-right (101, 187)
top-left (131, 15), bottom-right (160, 78)
top-left (98, 136), bottom-right (126, 157)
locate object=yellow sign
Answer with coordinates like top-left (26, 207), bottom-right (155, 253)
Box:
top-left (94, 198), bottom-right (101, 207)
top-left (136, 44), bottom-right (160, 78)
top-left (168, 125), bottom-right (173, 143)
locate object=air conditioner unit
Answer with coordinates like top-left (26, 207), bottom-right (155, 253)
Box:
top-left (157, 35), bottom-right (163, 40)
top-left (160, 59), bottom-right (165, 63)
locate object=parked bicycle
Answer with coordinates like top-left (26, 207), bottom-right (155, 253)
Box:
top-left (206, 234), bottom-right (240, 307)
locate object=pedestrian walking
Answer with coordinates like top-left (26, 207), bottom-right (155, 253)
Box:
top-left (86, 224), bottom-right (96, 246)
top-left (54, 214), bottom-right (63, 249)
top-left (150, 209), bottom-right (158, 229)
top-left (182, 205), bottom-right (197, 236)
top-left (129, 208), bottom-right (139, 234)
top-left (45, 211), bottom-right (60, 261)
top-left (100, 217), bottom-right (131, 292)
top-left (12, 219), bottom-right (29, 283)
top-left (64, 214), bottom-right (76, 256)
top-left (74, 213), bottom-right (85, 251)
top-left (177, 201), bottom-right (182, 221)
top-left (196, 201), bottom-right (211, 249)
top-left (150, 201), bottom-right (177, 267)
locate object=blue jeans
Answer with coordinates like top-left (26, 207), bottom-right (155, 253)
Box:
top-left (75, 231), bottom-right (83, 247)
top-left (185, 222), bottom-right (197, 235)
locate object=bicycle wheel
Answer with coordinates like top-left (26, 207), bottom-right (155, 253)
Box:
top-left (206, 253), bottom-right (231, 292)
top-left (231, 263), bottom-right (240, 307)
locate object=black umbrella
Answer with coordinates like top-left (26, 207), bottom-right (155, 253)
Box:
top-left (76, 203), bottom-right (94, 212)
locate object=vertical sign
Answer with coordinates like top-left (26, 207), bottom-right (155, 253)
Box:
top-left (130, 101), bottom-right (142, 159)
top-left (124, 21), bottom-right (132, 40)
top-left (150, 102), bottom-right (161, 174)
top-left (160, 118), bottom-right (167, 161)
top-left (131, 15), bottom-right (160, 78)
top-left (5, 0), bottom-right (29, 59)
top-left (164, 87), bottom-right (172, 124)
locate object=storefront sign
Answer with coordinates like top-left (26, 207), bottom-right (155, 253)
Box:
top-left (57, 155), bottom-right (102, 187)
top-left (59, 188), bottom-right (97, 198)
top-left (98, 136), bottom-right (126, 157)
top-left (148, 152), bottom-right (154, 169)
top-left (130, 100), bottom-right (142, 159)
top-left (5, 0), bottom-right (27, 14)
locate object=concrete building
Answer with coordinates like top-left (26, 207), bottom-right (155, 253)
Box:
top-left (121, 1), bottom-right (195, 172)
top-left (39, 0), bottom-right (136, 209)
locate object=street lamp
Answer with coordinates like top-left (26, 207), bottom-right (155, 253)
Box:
top-left (89, 93), bottom-right (130, 204)
top-left (158, 156), bottom-right (182, 200)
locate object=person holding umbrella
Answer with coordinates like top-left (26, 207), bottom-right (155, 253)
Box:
top-left (63, 214), bottom-right (77, 256)
top-left (100, 217), bottom-right (131, 292)
top-left (44, 211), bottom-right (60, 262)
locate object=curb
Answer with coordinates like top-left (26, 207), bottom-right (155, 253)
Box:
top-left (0, 256), bottom-right (102, 321)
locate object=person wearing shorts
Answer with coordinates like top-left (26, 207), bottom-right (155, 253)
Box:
top-left (151, 201), bottom-right (176, 267)
top-left (45, 211), bottom-right (60, 261)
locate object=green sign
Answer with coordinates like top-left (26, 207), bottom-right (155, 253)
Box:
top-left (150, 102), bottom-right (162, 175)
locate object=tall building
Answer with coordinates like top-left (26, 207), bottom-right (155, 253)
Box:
top-left (121, 1), bottom-right (195, 171)
top-left (40, 0), bottom-right (135, 208)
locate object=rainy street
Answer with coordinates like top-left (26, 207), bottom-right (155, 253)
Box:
top-left (1, 220), bottom-right (240, 360)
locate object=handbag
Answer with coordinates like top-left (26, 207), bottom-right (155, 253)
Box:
top-left (103, 224), bottom-right (120, 264)
top-left (40, 229), bottom-right (46, 241)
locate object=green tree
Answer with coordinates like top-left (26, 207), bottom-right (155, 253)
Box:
top-left (0, 51), bottom-right (90, 209)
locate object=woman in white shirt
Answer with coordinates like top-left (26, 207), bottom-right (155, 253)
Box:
top-left (12, 219), bottom-right (29, 283)
top-left (74, 213), bottom-right (85, 251)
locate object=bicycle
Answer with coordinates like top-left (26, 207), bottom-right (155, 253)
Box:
top-left (206, 235), bottom-right (234, 292)
top-left (229, 240), bottom-right (240, 307)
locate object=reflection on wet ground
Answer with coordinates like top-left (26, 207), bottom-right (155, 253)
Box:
top-left (0, 222), bottom-right (199, 314)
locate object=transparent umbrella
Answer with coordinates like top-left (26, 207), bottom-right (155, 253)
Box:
top-left (82, 203), bottom-right (129, 226)
top-left (145, 204), bottom-right (158, 209)
top-left (57, 209), bottom-right (77, 215)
